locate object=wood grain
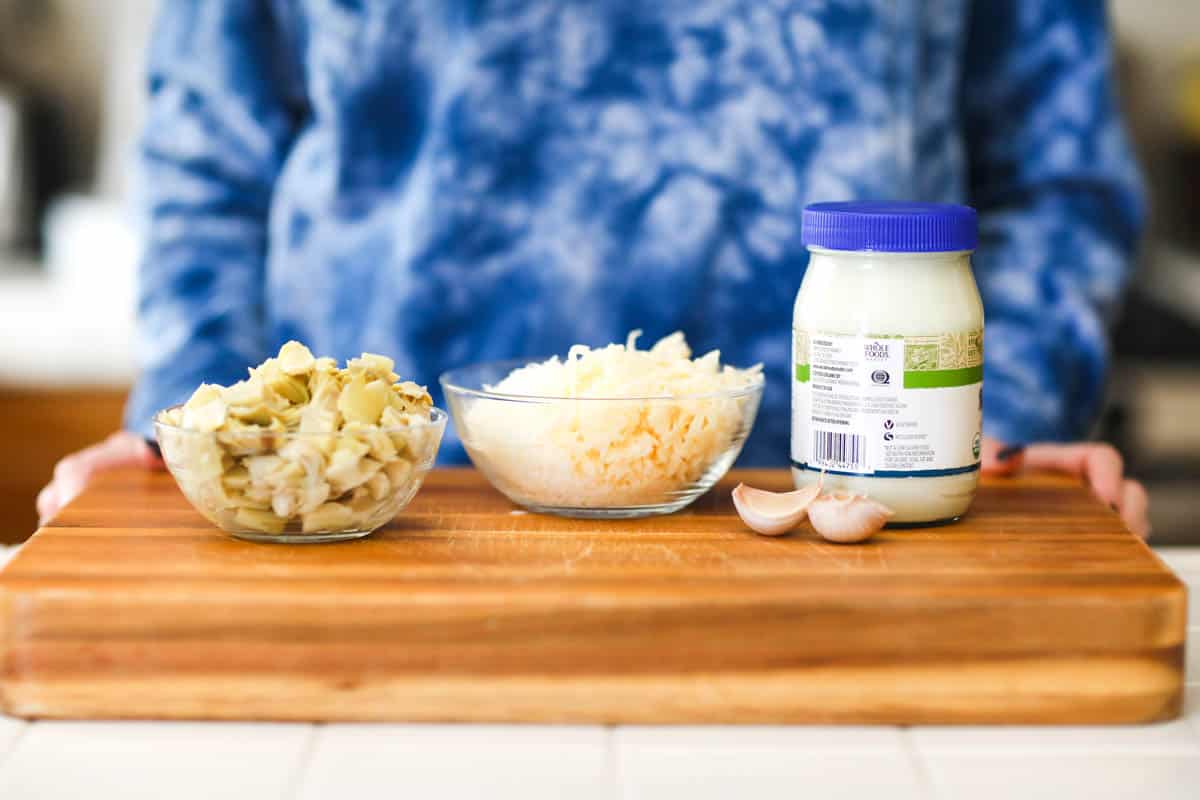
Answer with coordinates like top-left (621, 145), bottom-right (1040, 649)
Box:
top-left (0, 387), bottom-right (128, 544)
top-left (0, 468), bottom-right (1188, 724)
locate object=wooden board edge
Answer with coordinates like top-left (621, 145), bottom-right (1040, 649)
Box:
top-left (1148, 553), bottom-right (1194, 629)
top-left (0, 579), bottom-right (15, 716)
top-left (0, 651), bottom-right (1183, 725)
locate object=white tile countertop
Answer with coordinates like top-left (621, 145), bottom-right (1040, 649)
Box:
top-left (0, 545), bottom-right (1196, 800)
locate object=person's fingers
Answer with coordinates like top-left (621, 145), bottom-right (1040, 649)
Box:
top-left (1023, 443), bottom-right (1125, 509)
top-left (1119, 479), bottom-right (1151, 539)
top-left (979, 437), bottom-right (1026, 476)
top-left (41, 433), bottom-right (157, 525)
top-left (982, 440), bottom-right (1146, 534)
top-left (111, 432), bottom-right (164, 469)
top-left (1080, 445), bottom-right (1125, 510)
top-left (36, 483), bottom-right (59, 526)
top-left (51, 451), bottom-right (92, 512)
top-left (145, 443), bottom-right (166, 470)
top-left (102, 432), bottom-right (160, 468)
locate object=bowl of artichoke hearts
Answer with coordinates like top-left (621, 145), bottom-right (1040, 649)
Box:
top-left (154, 341), bottom-right (446, 543)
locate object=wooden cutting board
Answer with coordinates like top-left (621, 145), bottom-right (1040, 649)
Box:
top-left (0, 468), bottom-right (1187, 724)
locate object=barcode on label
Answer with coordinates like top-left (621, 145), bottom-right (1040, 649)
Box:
top-left (813, 430), bottom-right (867, 471)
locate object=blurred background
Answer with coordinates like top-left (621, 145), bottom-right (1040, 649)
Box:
top-left (0, 0), bottom-right (1197, 544)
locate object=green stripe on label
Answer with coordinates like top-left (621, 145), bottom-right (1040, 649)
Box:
top-left (903, 365), bottom-right (983, 389)
top-left (795, 364), bottom-right (810, 383)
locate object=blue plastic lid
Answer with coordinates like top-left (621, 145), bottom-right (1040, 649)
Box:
top-left (801, 202), bottom-right (977, 252)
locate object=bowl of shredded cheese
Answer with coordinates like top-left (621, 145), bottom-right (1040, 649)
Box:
top-left (440, 331), bottom-right (763, 518)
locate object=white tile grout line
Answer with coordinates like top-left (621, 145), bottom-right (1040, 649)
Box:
top-left (901, 728), bottom-right (939, 800)
top-left (280, 723), bottom-right (321, 800)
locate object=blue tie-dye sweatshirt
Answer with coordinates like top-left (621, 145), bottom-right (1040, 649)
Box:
top-left (125, 0), bottom-right (1143, 465)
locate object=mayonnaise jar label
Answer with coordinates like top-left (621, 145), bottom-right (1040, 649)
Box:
top-left (791, 329), bottom-right (982, 477)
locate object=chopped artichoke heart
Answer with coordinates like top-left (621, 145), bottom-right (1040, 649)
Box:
top-left (228, 405), bottom-right (274, 427)
top-left (195, 475), bottom-right (234, 510)
top-left (271, 490), bottom-right (301, 519)
top-left (278, 438), bottom-right (324, 470)
top-left (240, 484), bottom-right (274, 509)
top-left (165, 341), bottom-right (436, 537)
top-left (227, 491), bottom-right (271, 511)
top-left (222, 465), bottom-right (251, 490)
top-left (255, 359), bottom-right (310, 405)
top-left (217, 425), bottom-right (270, 454)
top-left (300, 377), bottom-right (341, 434)
top-left (278, 341), bottom-right (316, 375)
top-left (297, 480), bottom-right (331, 515)
top-left (235, 507), bottom-right (287, 533)
top-left (384, 459), bottom-right (413, 489)
top-left (270, 404), bottom-right (304, 428)
top-left (334, 436), bottom-right (371, 460)
top-left (344, 423), bottom-right (396, 462)
top-left (365, 471), bottom-right (390, 501)
top-left (379, 406), bottom-right (406, 428)
top-left (278, 376), bottom-right (310, 405)
top-left (347, 486), bottom-right (378, 513)
top-left (347, 352), bottom-right (396, 381)
top-left (338, 375), bottom-right (388, 425)
top-left (244, 454), bottom-right (285, 483)
top-left (392, 381), bottom-right (433, 408)
top-left (302, 502), bottom-right (357, 532)
top-left (184, 383), bottom-right (222, 408)
top-left (187, 437), bottom-right (226, 480)
top-left (327, 452), bottom-right (383, 494)
top-left (223, 378), bottom-right (265, 408)
top-left (182, 388), bottom-right (227, 432)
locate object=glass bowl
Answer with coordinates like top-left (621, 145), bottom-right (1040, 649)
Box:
top-left (154, 407), bottom-right (447, 543)
top-left (440, 360), bottom-right (763, 518)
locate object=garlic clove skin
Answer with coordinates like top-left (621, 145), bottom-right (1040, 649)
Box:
top-left (807, 492), bottom-right (895, 543)
top-left (732, 482), bottom-right (822, 536)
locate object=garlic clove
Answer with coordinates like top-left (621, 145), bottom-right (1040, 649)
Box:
top-left (732, 482), bottom-right (822, 536)
top-left (807, 492), bottom-right (894, 543)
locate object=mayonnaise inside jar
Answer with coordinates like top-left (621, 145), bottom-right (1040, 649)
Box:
top-left (792, 202), bottom-right (984, 524)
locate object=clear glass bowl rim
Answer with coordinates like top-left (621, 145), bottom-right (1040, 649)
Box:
top-left (153, 405), bottom-right (449, 437)
top-left (439, 358), bottom-right (765, 403)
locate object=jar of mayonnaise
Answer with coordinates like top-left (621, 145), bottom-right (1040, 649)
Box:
top-left (792, 202), bottom-right (983, 524)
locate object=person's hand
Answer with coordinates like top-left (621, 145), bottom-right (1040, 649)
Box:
top-left (981, 437), bottom-right (1150, 538)
top-left (36, 432), bottom-right (163, 526)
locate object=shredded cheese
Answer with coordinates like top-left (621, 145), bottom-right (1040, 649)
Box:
top-left (462, 331), bottom-right (762, 508)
